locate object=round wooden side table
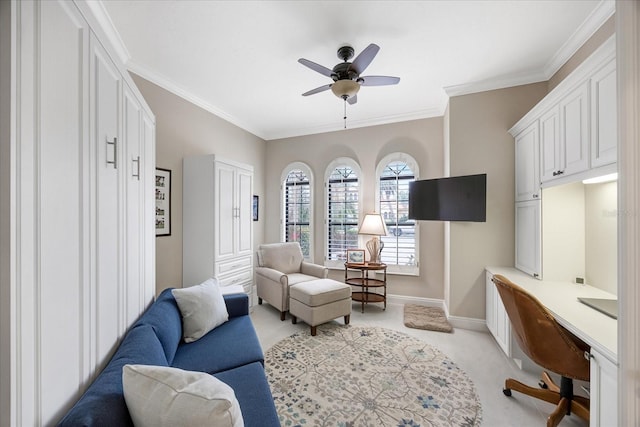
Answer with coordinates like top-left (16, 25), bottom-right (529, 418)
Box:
top-left (344, 262), bottom-right (387, 313)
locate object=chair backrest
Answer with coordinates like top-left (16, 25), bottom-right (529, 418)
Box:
top-left (257, 242), bottom-right (304, 274)
top-left (492, 274), bottom-right (590, 381)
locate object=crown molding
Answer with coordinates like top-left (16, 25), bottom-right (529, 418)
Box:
top-left (127, 61), bottom-right (265, 140)
top-left (83, 0), bottom-right (130, 65)
top-left (543, 0), bottom-right (615, 78)
top-left (443, 70), bottom-right (547, 98)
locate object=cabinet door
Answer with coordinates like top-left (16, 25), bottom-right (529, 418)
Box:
top-left (236, 167), bottom-right (253, 256)
top-left (515, 200), bottom-right (541, 278)
top-left (495, 291), bottom-right (512, 357)
top-left (590, 59), bottom-right (617, 168)
top-left (540, 106), bottom-right (561, 183)
top-left (589, 349), bottom-right (618, 427)
top-left (123, 84), bottom-right (142, 326)
top-left (485, 272), bottom-right (496, 336)
top-left (560, 82), bottom-right (590, 176)
top-left (215, 161), bottom-right (236, 260)
top-left (90, 34), bottom-right (123, 366)
top-left (515, 122), bottom-right (540, 201)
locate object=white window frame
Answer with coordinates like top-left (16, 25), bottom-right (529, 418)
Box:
top-left (324, 158), bottom-right (363, 269)
top-left (375, 152), bottom-right (420, 275)
top-left (281, 162), bottom-right (314, 261)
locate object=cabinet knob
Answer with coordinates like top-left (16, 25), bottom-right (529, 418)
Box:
top-left (584, 351), bottom-right (593, 361)
top-left (533, 194), bottom-right (538, 198)
top-left (552, 170), bottom-right (565, 177)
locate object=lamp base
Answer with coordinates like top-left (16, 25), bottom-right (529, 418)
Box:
top-left (365, 236), bottom-right (384, 265)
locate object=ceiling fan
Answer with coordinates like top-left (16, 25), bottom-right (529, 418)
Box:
top-left (298, 43), bottom-right (400, 105)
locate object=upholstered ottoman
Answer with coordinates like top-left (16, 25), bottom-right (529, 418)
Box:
top-left (289, 279), bottom-right (352, 336)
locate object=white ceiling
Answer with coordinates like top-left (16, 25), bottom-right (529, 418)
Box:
top-left (98, 0), bottom-right (613, 141)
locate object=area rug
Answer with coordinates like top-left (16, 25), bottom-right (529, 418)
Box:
top-left (265, 324), bottom-right (481, 427)
top-left (404, 304), bottom-right (453, 333)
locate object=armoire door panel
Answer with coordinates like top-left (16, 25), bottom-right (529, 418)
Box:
top-left (216, 164), bottom-right (235, 259)
top-left (237, 169), bottom-right (253, 255)
top-left (91, 35), bottom-right (122, 369)
top-left (124, 85), bottom-right (142, 325)
top-left (37, 1), bottom-right (88, 423)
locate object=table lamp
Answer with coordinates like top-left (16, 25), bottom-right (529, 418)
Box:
top-left (358, 213), bottom-right (388, 265)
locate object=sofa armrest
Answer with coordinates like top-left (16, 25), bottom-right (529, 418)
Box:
top-left (301, 261), bottom-right (328, 278)
top-left (255, 266), bottom-right (287, 285)
top-left (224, 293), bottom-right (249, 318)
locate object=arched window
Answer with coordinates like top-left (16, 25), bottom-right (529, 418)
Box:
top-left (281, 163), bottom-right (313, 260)
top-left (325, 158), bottom-right (362, 268)
top-left (376, 153), bottom-right (419, 275)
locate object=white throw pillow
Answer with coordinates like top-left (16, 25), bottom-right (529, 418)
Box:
top-left (172, 278), bottom-right (229, 343)
top-left (122, 364), bottom-right (244, 427)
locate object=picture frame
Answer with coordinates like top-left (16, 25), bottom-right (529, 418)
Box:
top-left (155, 168), bottom-right (171, 236)
top-left (346, 249), bottom-right (365, 265)
top-left (252, 195), bottom-right (259, 221)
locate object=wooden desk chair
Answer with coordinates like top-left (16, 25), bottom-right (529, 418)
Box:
top-left (492, 274), bottom-right (590, 427)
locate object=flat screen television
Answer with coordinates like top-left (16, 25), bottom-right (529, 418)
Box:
top-left (409, 174), bottom-right (486, 222)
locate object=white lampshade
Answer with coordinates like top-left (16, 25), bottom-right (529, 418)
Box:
top-left (358, 213), bottom-right (387, 236)
top-left (331, 79), bottom-right (360, 100)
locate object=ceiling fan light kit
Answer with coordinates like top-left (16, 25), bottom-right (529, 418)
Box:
top-left (298, 43), bottom-right (400, 128)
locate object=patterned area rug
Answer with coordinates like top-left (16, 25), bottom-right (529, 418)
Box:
top-left (265, 324), bottom-right (482, 427)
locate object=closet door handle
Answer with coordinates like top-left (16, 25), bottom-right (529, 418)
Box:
top-left (132, 156), bottom-right (140, 180)
top-left (106, 137), bottom-right (118, 169)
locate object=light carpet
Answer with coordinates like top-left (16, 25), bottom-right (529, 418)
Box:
top-left (265, 324), bottom-right (482, 427)
top-left (404, 304), bottom-right (453, 333)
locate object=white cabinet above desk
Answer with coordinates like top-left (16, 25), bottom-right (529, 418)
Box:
top-left (485, 267), bottom-right (617, 427)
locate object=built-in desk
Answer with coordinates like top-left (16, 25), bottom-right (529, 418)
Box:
top-left (486, 267), bottom-right (618, 427)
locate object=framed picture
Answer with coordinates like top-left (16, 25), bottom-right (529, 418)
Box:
top-left (155, 168), bottom-right (171, 236)
top-left (252, 195), bottom-right (259, 221)
top-left (346, 249), bottom-right (365, 265)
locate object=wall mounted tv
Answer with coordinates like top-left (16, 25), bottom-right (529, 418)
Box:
top-left (409, 174), bottom-right (487, 222)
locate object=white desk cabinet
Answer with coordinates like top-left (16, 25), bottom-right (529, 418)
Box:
top-left (515, 121), bottom-right (540, 202)
top-left (485, 272), bottom-right (512, 357)
top-left (589, 348), bottom-right (618, 427)
top-left (515, 200), bottom-right (541, 278)
top-left (183, 155), bottom-right (254, 304)
top-left (590, 58), bottom-right (617, 168)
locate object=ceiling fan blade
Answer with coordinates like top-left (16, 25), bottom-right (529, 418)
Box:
top-left (359, 75), bottom-right (400, 86)
top-left (347, 94), bottom-right (357, 105)
top-left (298, 58), bottom-right (334, 77)
top-left (302, 84), bottom-right (332, 96)
top-left (349, 43), bottom-right (380, 75)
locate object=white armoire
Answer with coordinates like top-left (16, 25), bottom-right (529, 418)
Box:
top-left (0, 1), bottom-right (156, 425)
top-left (183, 155), bottom-right (254, 304)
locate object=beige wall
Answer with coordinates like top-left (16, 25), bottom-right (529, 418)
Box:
top-left (447, 83), bottom-right (547, 318)
top-left (131, 74), bottom-right (266, 294)
top-left (265, 119), bottom-right (446, 299)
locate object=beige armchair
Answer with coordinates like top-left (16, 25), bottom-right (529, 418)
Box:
top-left (255, 242), bottom-right (328, 320)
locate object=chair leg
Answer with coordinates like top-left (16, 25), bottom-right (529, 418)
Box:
top-left (344, 314), bottom-right (350, 325)
top-left (258, 297), bottom-right (262, 305)
top-left (280, 311), bottom-right (286, 321)
top-left (547, 397), bottom-right (570, 427)
top-left (291, 315), bottom-right (297, 324)
top-left (541, 371), bottom-right (560, 393)
top-left (504, 378), bottom-right (561, 406)
top-left (310, 325), bottom-right (317, 336)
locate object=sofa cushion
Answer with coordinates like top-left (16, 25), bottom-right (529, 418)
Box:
top-left (285, 272), bottom-right (321, 287)
top-left (259, 242), bottom-right (303, 274)
top-left (57, 324), bottom-right (169, 427)
top-left (172, 278), bottom-right (229, 343)
top-left (214, 362), bottom-right (280, 427)
top-left (172, 315), bottom-right (264, 374)
top-left (134, 288), bottom-right (183, 365)
top-left (123, 365), bottom-right (243, 427)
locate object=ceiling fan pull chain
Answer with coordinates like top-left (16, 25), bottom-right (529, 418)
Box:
top-left (343, 99), bottom-right (347, 129)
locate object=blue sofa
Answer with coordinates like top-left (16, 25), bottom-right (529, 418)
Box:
top-left (58, 289), bottom-right (280, 426)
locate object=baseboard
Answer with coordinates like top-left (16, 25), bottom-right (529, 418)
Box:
top-left (387, 294), bottom-right (488, 333)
